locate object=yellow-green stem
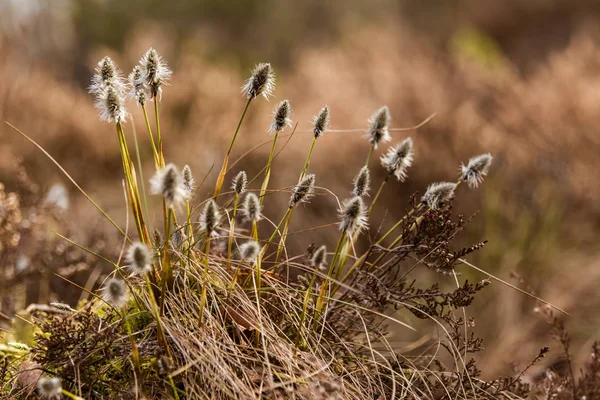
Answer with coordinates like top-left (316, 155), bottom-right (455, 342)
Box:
top-left (299, 136), bottom-right (317, 181)
top-left (365, 145), bottom-right (375, 167)
top-left (199, 237), bottom-right (211, 323)
top-left (262, 207), bottom-right (292, 259)
top-left (154, 98), bottom-right (165, 167)
top-left (259, 131), bottom-right (279, 205)
top-left (226, 194), bottom-right (240, 273)
top-left (141, 104), bottom-right (160, 168)
top-left (368, 175), bottom-right (389, 215)
top-left (274, 208), bottom-right (294, 265)
top-left (214, 98), bottom-right (252, 198)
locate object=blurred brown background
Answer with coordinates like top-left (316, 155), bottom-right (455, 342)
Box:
top-left (1, 0), bottom-right (600, 380)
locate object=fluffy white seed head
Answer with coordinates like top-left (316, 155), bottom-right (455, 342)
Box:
top-left (460, 153), bottom-right (493, 188)
top-left (37, 377), bottom-right (62, 399)
top-left (241, 62), bottom-right (275, 100)
top-left (94, 84), bottom-right (128, 123)
top-left (269, 99), bottom-right (292, 133)
top-left (381, 137), bottom-right (414, 182)
top-left (7, 341), bottom-right (30, 351)
top-left (50, 302), bottom-right (75, 312)
top-left (150, 164), bottom-right (187, 209)
top-left (126, 242), bottom-right (152, 276)
top-left (90, 57), bottom-right (128, 123)
top-left (182, 165), bottom-right (194, 198)
top-left (103, 278), bottom-right (127, 307)
top-left (200, 199), bottom-right (221, 235)
top-left (352, 166), bottom-right (371, 197)
top-left (239, 241), bottom-right (261, 263)
top-left (89, 56), bottom-right (125, 94)
top-left (232, 171), bottom-right (248, 195)
top-left (290, 174), bottom-right (316, 207)
top-left (421, 182), bottom-right (457, 210)
top-left (366, 106), bottom-right (391, 149)
top-left (311, 245), bottom-right (327, 270)
top-left (339, 196), bottom-right (368, 236)
top-left (128, 65), bottom-right (147, 106)
top-left (140, 48), bottom-right (172, 99)
top-left (242, 193), bottom-right (262, 223)
top-left (312, 105), bottom-right (330, 138)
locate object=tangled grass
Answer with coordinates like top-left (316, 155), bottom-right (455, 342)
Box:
top-left (1, 48), bottom-right (597, 400)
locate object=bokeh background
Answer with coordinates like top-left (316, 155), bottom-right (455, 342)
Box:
top-left (2, 0), bottom-right (600, 380)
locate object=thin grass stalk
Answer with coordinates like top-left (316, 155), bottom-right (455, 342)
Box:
top-left (6, 122), bottom-right (130, 241)
top-left (131, 122), bottom-right (153, 237)
top-left (61, 389), bottom-right (85, 400)
top-left (314, 231), bottom-right (346, 319)
top-left (159, 208), bottom-right (172, 314)
top-left (294, 265), bottom-right (320, 355)
top-left (274, 207), bottom-right (294, 265)
top-left (259, 131), bottom-right (279, 205)
top-left (365, 145), bottom-right (375, 167)
top-left (153, 98), bottom-right (165, 167)
top-left (116, 122), bottom-right (152, 246)
top-left (299, 137), bottom-right (317, 181)
top-left (368, 175), bottom-right (389, 215)
top-left (141, 104), bottom-right (160, 168)
top-left (199, 237), bottom-right (211, 323)
top-left (122, 308), bottom-right (142, 378)
top-left (261, 207), bottom-right (292, 259)
top-left (144, 276), bottom-right (172, 359)
top-left (226, 193), bottom-right (240, 273)
top-left (214, 98), bottom-right (252, 198)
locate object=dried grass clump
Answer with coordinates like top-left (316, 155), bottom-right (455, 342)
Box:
top-left (1, 44), bottom-right (595, 400)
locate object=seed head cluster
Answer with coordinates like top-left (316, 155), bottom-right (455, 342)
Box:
top-left (311, 245), bottom-right (327, 270)
top-left (50, 302), bottom-right (75, 312)
top-left (104, 278), bottom-right (127, 307)
top-left (128, 65), bottom-right (147, 106)
top-left (312, 106), bottom-right (330, 138)
top-left (239, 241), bottom-right (261, 262)
top-left (242, 63), bottom-right (275, 100)
top-left (352, 166), bottom-right (371, 197)
top-left (150, 164), bottom-right (187, 209)
top-left (270, 99), bottom-right (292, 133)
top-left (182, 165), bottom-right (195, 198)
top-left (139, 48), bottom-right (172, 99)
top-left (381, 137), bottom-right (414, 182)
top-left (126, 242), bottom-right (152, 276)
top-left (421, 182), bottom-right (457, 210)
top-left (232, 171), bottom-right (248, 195)
top-left (290, 174), bottom-right (316, 207)
top-left (460, 153), bottom-right (493, 188)
top-left (242, 193), bottom-right (262, 223)
top-left (366, 106), bottom-right (391, 149)
top-left (339, 196), bottom-right (368, 236)
top-left (90, 56), bottom-right (128, 123)
top-left (37, 377), bottom-right (62, 400)
top-left (200, 199), bottom-right (221, 235)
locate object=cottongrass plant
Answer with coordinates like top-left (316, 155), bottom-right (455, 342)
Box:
top-left (4, 47), bottom-right (566, 400)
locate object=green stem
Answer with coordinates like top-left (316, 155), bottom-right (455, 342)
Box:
top-left (199, 237), bottom-right (211, 323)
top-left (141, 104), bottom-right (160, 168)
top-left (214, 98), bottom-right (252, 198)
top-left (299, 137), bottom-right (317, 181)
top-left (365, 145), bottom-right (375, 167)
top-left (262, 207), bottom-right (292, 259)
top-left (368, 175), bottom-right (389, 215)
top-left (274, 207), bottom-right (294, 264)
top-left (259, 131), bottom-right (279, 205)
top-left (154, 98), bottom-right (165, 167)
top-left (226, 194), bottom-right (240, 273)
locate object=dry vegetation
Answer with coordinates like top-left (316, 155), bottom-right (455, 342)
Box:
top-left (2, 7), bottom-right (600, 398)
